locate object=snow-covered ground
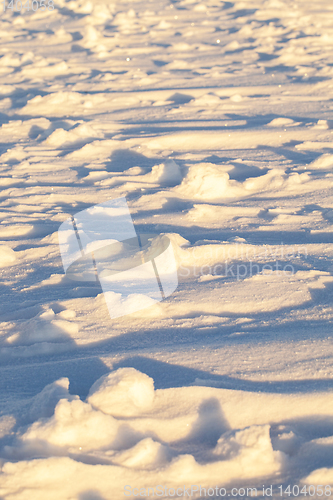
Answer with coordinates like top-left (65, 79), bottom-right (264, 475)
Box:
top-left (1, 0), bottom-right (333, 498)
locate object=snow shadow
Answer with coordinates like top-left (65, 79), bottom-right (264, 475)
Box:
top-left (104, 149), bottom-right (160, 173)
top-left (111, 356), bottom-right (333, 394)
top-left (0, 354), bottom-right (109, 418)
top-left (78, 492), bottom-right (106, 500)
top-left (185, 397), bottom-right (230, 447)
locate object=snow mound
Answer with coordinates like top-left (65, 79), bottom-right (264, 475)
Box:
top-left (267, 117), bottom-right (297, 127)
top-left (174, 163), bottom-right (313, 202)
top-left (87, 367), bottom-right (155, 417)
top-left (112, 437), bottom-right (172, 470)
top-left (29, 378), bottom-right (77, 422)
top-left (303, 467), bottom-right (333, 484)
top-left (150, 159), bottom-right (183, 186)
top-left (5, 309), bottom-right (78, 347)
top-left (309, 153), bottom-right (333, 170)
top-left (22, 398), bottom-right (120, 452)
top-left (1, 370), bottom-right (333, 498)
top-left (0, 245), bottom-right (16, 267)
top-left (214, 425), bottom-right (285, 475)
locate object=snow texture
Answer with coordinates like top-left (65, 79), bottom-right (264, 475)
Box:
top-left (0, 0), bottom-right (333, 497)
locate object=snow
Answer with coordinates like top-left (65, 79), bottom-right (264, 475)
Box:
top-left (0, 245), bottom-right (16, 267)
top-left (2, 371), bottom-right (333, 498)
top-left (0, 0), bottom-right (333, 497)
top-left (87, 368), bottom-right (155, 416)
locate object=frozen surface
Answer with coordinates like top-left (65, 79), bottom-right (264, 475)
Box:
top-left (1, 0), bottom-right (333, 497)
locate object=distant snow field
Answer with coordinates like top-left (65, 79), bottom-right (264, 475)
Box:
top-left (0, 0), bottom-right (333, 498)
